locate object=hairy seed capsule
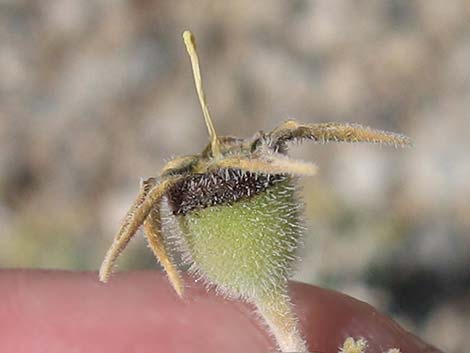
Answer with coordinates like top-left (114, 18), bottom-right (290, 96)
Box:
top-left (168, 169), bottom-right (303, 299)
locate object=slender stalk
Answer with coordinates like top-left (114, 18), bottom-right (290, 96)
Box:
top-left (255, 290), bottom-right (307, 352)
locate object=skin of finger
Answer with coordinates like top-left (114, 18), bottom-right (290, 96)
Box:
top-left (0, 270), bottom-right (442, 353)
top-left (293, 283), bottom-right (443, 353)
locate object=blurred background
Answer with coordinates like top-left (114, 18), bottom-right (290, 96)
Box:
top-left (0, 1), bottom-right (469, 352)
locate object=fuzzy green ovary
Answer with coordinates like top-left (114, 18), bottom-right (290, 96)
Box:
top-left (179, 180), bottom-right (301, 298)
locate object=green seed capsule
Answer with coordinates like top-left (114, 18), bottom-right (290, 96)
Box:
top-left (168, 170), bottom-right (303, 299)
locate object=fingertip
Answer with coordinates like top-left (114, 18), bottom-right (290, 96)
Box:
top-left (0, 270), bottom-right (442, 353)
top-left (289, 281), bottom-right (443, 353)
top-left (0, 269), bottom-right (270, 353)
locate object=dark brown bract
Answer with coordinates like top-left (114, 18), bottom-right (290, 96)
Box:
top-left (167, 169), bottom-right (286, 216)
